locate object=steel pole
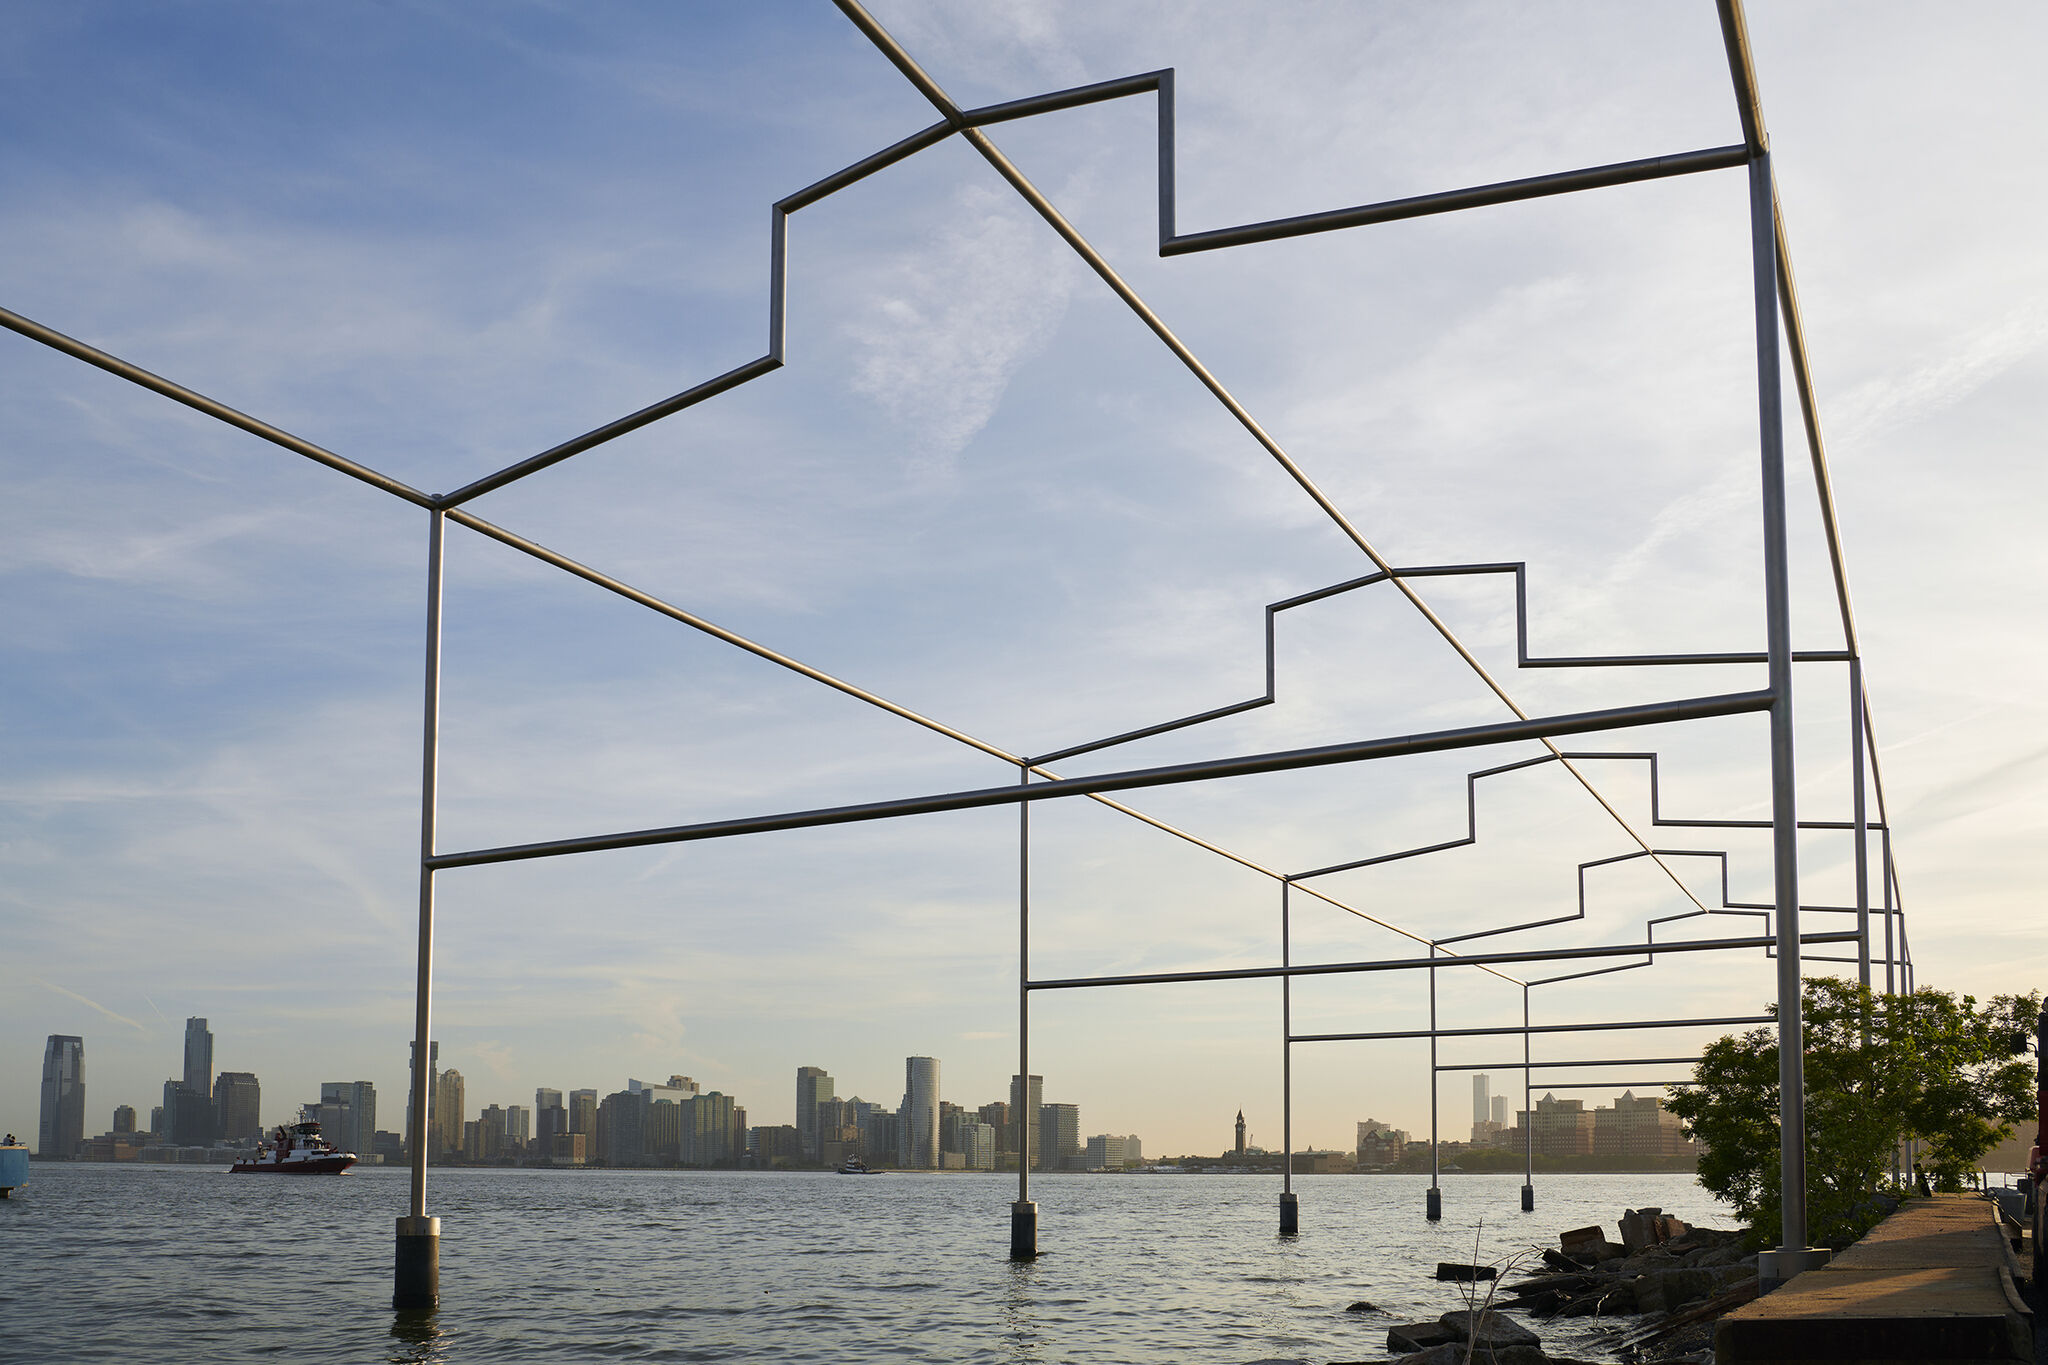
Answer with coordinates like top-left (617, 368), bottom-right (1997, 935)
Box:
top-left (1279, 881), bottom-right (1298, 1234)
top-left (395, 508), bottom-right (445, 1311)
top-left (1850, 660), bottom-right (1871, 990)
top-left (1427, 944), bottom-right (1441, 1221)
top-left (1522, 986), bottom-right (1535, 1211)
top-left (1750, 151), bottom-right (1817, 1280)
top-left (1011, 764), bottom-right (1036, 1259)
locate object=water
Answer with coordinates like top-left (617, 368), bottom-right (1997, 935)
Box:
top-left (0, 1166), bottom-right (1728, 1363)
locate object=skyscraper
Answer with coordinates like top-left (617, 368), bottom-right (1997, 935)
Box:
top-left (1039, 1102), bottom-right (1080, 1171)
top-left (1010, 1073), bottom-right (1042, 1171)
top-left (38, 1035), bottom-right (84, 1159)
top-left (112, 1105), bottom-right (137, 1134)
top-left (215, 1072), bottom-right (262, 1143)
top-left (535, 1088), bottom-right (565, 1157)
top-left (183, 1018), bottom-right (214, 1101)
top-left (433, 1069), bottom-right (465, 1156)
top-left (1472, 1074), bottom-right (1490, 1125)
top-left (568, 1089), bottom-right (597, 1138)
top-left (406, 1039), bottom-right (438, 1156)
top-left (901, 1057), bottom-right (940, 1170)
top-left (1491, 1095), bottom-right (1507, 1128)
top-left (795, 1066), bottom-right (832, 1160)
top-left (318, 1080), bottom-right (373, 1156)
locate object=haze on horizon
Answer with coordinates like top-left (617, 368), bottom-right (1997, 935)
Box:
top-left (4, 1), bottom-right (2045, 1160)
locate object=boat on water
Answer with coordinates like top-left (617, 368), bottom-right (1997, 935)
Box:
top-left (836, 1155), bottom-right (881, 1174)
top-left (230, 1120), bottom-right (357, 1174)
top-left (0, 1135), bottom-right (27, 1198)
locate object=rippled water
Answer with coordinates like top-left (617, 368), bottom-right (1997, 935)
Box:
top-left (0, 1166), bottom-right (1729, 1363)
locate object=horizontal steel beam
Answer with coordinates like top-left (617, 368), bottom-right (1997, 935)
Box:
top-left (1161, 145), bottom-right (1749, 255)
top-left (1029, 932), bottom-right (1854, 992)
top-left (429, 687), bottom-right (1775, 870)
top-left (1290, 1014), bottom-right (1771, 1045)
top-left (1434, 1058), bottom-right (1706, 1072)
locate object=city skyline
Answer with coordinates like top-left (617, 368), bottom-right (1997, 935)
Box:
top-left (4, 4), bottom-right (2044, 1160)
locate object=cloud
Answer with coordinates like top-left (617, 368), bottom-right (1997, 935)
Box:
top-left (1832, 304), bottom-right (2048, 447)
top-left (843, 182), bottom-right (1080, 475)
top-left (40, 980), bottom-right (148, 1035)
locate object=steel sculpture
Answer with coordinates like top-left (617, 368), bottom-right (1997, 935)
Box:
top-left (0, 0), bottom-right (1902, 1308)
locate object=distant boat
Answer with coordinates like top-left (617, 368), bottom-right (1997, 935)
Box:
top-left (230, 1121), bottom-right (356, 1174)
top-left (836, 1155), bottom-right (880, 1174)
top-left (0, 1137), bottom-right (27, 1198)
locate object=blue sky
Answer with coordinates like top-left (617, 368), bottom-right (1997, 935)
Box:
top-left (4, 1), bottom-right (2044, 1159)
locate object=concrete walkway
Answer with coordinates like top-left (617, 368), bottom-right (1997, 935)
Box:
top-left (1717, 1197), bottom-right (2033, 1365)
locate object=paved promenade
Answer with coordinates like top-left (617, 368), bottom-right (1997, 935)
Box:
top-left (1717, 1196), bottom-right (2033, 1365)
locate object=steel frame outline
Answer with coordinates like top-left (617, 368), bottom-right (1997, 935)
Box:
top-left (0, 0), bottom-right (1895, 1283)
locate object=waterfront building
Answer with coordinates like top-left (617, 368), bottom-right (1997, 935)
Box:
top-left (315, 1080), bottom-right (373, 1156)
top-left (568, 1088), bottom-right (597, 1138)
top-left (149, 1105), bottom-right (163, 1136)
top-left (1592, 1090), bottom-right (1694, 1158)
top-left (1010, 1074), bottom-right (1042, 1170)
top-left (505, 1104), bottom-right (531, 1152)
top-left (683, 1091), bottom-right (742, 1167)
top-left (550, 1131), bottom-right (587, 1165)
top-left (596, 1089), bottom-right (647, 1166)
top-left (961, 1121), bottom-right (996, 1171)
top-left (215, 1072), bottom-right (262, 1143)
top-left (976, 1100), bottom-right (1010, 1155)
top-left (1040, 1102), bottom-right (1080, 1171)
top-left (1517, 1092), bottom-right (1595, 1157)
top-left (753, 1124), bottom-right (801, 1166)
top-left (1472, 1074), bottom-right (1489, 1124)
top-left (112, 1104), bottom-right (136, 1134)
top-left (902, 1057), bottom-right (940, 1169)
top-left (535, 1088), bottom-right (565, 1156)
top-left (796, 1066), bottom-right (832, 1160)
top-left (646, 1096), bottom-right (683, 1163)
top-left (162, 1076), bottom-right (214, 1147)
top-left (433, 1068), bottom-right (466, 1157)
top-left (476, 1104), bottom-right (507, 1159)
top-left (855, 1102), bottom-right (898, 1166)
top-left (1491, 1095), bottom-right (1507, 1127)
top-left (1085, 1134), bottom-right (1142, 1170)
top-left (1355, 1118), bottom-right (1409, 1167)
top-left (38, 1035), bottom-right (85, 1159)
top-left (182, 1018), bottom-right (213, 1101)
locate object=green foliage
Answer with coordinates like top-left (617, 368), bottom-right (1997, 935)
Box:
top-left (1665, 978), bottom-right (2037, 1249)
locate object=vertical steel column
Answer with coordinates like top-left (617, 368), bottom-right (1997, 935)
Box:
top-left (1426, 944), bottom-right (1441, 1221)
top-left (395, 507), bottom-right (445, 1311)
top-left (1279, 880), bottom-right (1298, 1235)
top-left (1011, 764), bottom-right (1037, 1260)
top-left (1749, 151), bottom-right (1821, 1284)
top-left (1850, 660), bottom-right (1870, 990)
top-left (1521, 986), bottom-right (1535, 1212)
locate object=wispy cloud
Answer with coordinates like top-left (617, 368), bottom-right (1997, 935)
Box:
top-left (41, 980), bottom-right (148, 1035)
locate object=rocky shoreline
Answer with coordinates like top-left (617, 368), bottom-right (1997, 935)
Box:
top-left (1354, 1207), bottom-right (1766, 1365)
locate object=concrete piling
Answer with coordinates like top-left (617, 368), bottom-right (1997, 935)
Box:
top-left (1279, 1191), bottom-right (1299, 1236)
top-left (1010, 1200), bottom-right (1038, 1260)
top-left (393, 1215), bottom-right (441, 1310)
top-left (1426, 1186), bottom-right (1442, 1221)
top-left (1521, 1184), bottom-right (1535, 1212)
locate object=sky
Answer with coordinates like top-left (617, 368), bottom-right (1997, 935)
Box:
top-left (2, 2), bottom-right (2044, 1161)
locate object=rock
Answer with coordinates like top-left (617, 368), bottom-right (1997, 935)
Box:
top-left (1439, 1309), bottom-right (1541, 1349)
top-left (1618, 1207), bottom-right (1666, 1253)
top-left (1592, 1241), bottom-right (1628, 1262)
top-left (1541, 1248), bottom-right (1591, 1273)
top-left (1631, 1266), bottom-right (1751, 1316)
top-left (1388, 1322), bottom-right (1460, 1353)
top-left (1344, 1300), bottom-right (1379, 1313)
top-left (1559, 1224), bottom-right (1608, 1257)
top-left (1437, 1262), bottom-right (1499, 1282)
top-left (1614, 1247), bottom-right (1681, 1276)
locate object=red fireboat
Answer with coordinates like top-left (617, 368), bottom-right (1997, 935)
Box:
top-left (230, 1119), bottom-right (357, 1174)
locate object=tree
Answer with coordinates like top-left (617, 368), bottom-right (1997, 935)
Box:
top-left (1665, 978), bottom-right (2037, 1248)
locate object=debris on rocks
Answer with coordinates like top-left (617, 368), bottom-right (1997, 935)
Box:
top-left (1437, 1261), bottom-right (1500, 1282)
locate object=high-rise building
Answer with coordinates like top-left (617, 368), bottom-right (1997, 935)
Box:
top-left (433, 1069), bottom-right (465, 1156)
top-left (597, 1090), bottom-right (647, 1166)
top-left (316, 1080), bottom-right (372, 1155)
top-left (1491, 1095), bottom-right (1507, 1128)
top-left (1085, 1133), bottom-right (1141, 1170)
top-left (183, 1018), bottom-right (214, 1101)
top-left (535, 1089), bottom-right (566, 1157)
top-left (1517, 1092), bottom-right (1594, 1158)
top-left (149, 1105), bottom-right (164, 1136)
top-left (976, 1101), bottom-right (1010, 1155)
top-left (1039, 1102), bottom-right (1080, 1171)
top-left (1010, 1074), bottom-right (1042, 1170)
top-left (960, 1122), bottom-right (997, 1171)
top-left (796, 1066), bottom-right (832, 1160)
top-left (215, 1072), bottom-right (262, 1143)
top-left (902, 1057), bottom-right (940, 1170)
top-left (1472, 1074), bottom-right (1490, 1124)
top-left (568, 1089), bottom-right (597, 1138)
top-left (112, 1105), bottom-right (137, 1134)
top-left (506, 1104), bottom-right (531, 1153)
top-left (166, 1082), bottom-right (214, 1146)
top-left (38, 1035), bottom-right (85, 1159)
top-left (684, 1092), bottom-right (742, 1167)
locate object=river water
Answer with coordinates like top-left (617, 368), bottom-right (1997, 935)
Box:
top-left (1, 1166), bottom-right (1729, 1363)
